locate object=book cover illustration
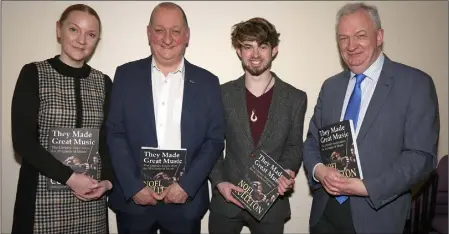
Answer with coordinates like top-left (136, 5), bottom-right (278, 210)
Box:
top-left (231, 149), bottom-right (291, 221)
top-left (318, 120), bottom-right (363, 179)
top-left (47, 128), bottom-right (100, 190)
top-left (140, 147), bottom-right (187, 194)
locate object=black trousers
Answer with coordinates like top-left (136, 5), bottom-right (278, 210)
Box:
top-left (310, 197), bottom-right (357, 234)
top-left (209, 210), bottom-right (285, 234)
top-left (116, 209), bottom-right (200, 234)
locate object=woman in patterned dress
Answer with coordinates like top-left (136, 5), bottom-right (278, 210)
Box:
top-left (10, 4), bottom-right (113, 234)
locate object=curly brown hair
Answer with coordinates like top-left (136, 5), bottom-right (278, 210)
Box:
top-left (231, 17), bottom-right (280, 49)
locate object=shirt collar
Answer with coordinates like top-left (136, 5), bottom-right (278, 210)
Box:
top-left (350, 53), bottom-right (385, 81)
top-left (151, 57), bottom-right (185, 79)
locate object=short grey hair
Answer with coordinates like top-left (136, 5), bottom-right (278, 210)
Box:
top-left (336, 2), bottom-right (382, 31)
top-left (149, 2), bottom-right (189, 28)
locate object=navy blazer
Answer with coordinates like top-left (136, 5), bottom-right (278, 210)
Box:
top-left (105, 56), bottom-right (225, 219)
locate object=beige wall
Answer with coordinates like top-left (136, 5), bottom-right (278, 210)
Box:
top-left (2, 1), bottom-right (447, 233)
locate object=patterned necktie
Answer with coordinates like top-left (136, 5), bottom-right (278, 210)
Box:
top-left (336, 73), bottom-right (366, 204)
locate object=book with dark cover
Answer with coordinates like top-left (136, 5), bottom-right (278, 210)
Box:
top-left (318, 120), bottom-right (363, 179)
top-left (47, 128), bottom-right (100, 190)
top-left (231, 149), bottom-right (291, 221)
top-left (140, 147), bottom-right (187, 194)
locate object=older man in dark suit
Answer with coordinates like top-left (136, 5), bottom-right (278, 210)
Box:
top-left (303, 2), bottom-right (440, 233)
top-left (106, 2), bottom-right (225, 234)
top-left (208, 17), bottom-right (308, 234)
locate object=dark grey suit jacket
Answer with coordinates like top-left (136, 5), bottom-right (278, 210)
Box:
top-left (209, 73), bottom-right (308, 222)
top-left (303, 55), bottom-right (440, 233)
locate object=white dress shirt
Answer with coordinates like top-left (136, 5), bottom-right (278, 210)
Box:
top-left (151, 58), bottom-right (185, 149)
top-left (312, 53), bottom-right (385, 181)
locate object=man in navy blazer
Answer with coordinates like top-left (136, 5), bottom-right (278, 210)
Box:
top-left (303, 2), bottom-right (440, 234)
top-left (105, 2), bottom-right (224, 234)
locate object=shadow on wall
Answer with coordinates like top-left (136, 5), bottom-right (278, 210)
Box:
top-left (14, 152), bottom-right (22, 165)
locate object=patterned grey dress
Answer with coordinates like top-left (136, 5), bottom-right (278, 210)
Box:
top-left (11, 56), bottom-right (114, 234)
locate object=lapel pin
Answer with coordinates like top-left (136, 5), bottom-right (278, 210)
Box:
top-left (189, 80), bottom-right (195, 83)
